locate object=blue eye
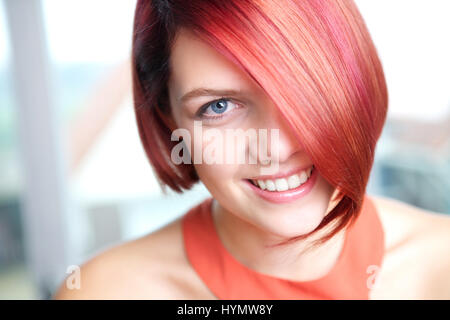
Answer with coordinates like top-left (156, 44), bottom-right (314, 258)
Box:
top-left (210, 99), bottom-right (228, 114)
top-left (197, 98), bottom-right (240, 119)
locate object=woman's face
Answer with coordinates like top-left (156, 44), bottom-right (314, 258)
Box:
top-left (167, 28), bottom-right (336, 238)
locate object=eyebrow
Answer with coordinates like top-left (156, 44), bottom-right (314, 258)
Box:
top-left (178, 88), bottom-right (246, 104)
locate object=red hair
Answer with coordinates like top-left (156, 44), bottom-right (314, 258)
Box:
top-left (131, 0), bottom-right (388, 247)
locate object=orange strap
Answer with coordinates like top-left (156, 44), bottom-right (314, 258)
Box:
top-left (182, 194), bottom-right (384, 299)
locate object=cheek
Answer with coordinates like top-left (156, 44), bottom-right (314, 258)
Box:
top-left (193, 130), bottom-right (245, 193)
top-left (194, 163), bottom-right (239, 190)
top-left (194, 162), bottom-right (248, 220)
top-left (184, 126), bottom-right (245, 182)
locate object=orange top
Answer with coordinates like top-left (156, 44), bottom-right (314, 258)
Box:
top-left (182, 194), bottom-right (385, 299)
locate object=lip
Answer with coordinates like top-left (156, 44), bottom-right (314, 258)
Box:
top-left (242, 165), bottom-right (318, 204)
top-left (248, 164), bottom-right (314, 180)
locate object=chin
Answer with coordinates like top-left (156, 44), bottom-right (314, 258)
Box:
top-left (256, 202), bottom-right (330, 239)
top-left (246, 176), bottom-right (334, 236)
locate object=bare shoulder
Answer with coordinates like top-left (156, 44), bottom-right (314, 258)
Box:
top-left (370, 194), bottom-right (450, 244)
top-left (369, 195), bottom-right (450, 299)
top-left (53, 216), bottom-right (206, 299)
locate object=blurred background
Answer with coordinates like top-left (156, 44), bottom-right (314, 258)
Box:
top-left (0, 0), bottom-right (448, 299)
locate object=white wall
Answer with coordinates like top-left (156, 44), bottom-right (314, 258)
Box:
top-left (355, 0), bottom-right (450, 121)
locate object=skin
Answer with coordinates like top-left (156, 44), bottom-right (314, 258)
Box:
top-left (167, 28), bottom-right (341, 281)
top-left (53, 28), bottom-right (450, 300)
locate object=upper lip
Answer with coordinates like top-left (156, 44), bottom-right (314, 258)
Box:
top-left (247, 164), bottom-right (314, 181)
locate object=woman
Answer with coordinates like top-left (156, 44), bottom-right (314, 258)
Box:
top-left (55, 0), bottom-right (450, 299)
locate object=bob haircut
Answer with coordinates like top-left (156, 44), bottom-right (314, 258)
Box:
top-left (131, 0), bottom-right (388, 247)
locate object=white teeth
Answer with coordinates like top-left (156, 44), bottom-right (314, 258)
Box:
top-left (306, 166), bottom-right (312, 178)
top-left (275, 178), bottom-right (289, 192)
top-left (257, 180), bottom-right (266, 190)
top-left (299, 171), bottom-right (308, 184)
top-left (287, 174), bottom-right (301, 189)
top-left (250, 165), bottom-right (314, 192)
top-left (265, 180), bottom-right (276, 191)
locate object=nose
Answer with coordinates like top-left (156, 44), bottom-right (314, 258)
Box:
top-left (269, 110), bottom-right (303, 163)
top-left (248, 105), bottom-right (303, 165)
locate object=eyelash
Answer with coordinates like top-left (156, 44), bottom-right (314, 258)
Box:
top-left (196, 97), bottom-right (241, 121)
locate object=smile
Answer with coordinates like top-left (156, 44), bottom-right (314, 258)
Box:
top-left (243, 165), bottom-right (318, 204)
top-left (249, 165), bottom-right (314, 191)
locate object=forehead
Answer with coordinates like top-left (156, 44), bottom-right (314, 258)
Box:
top-left (168, 28), bottom-right (260, 99)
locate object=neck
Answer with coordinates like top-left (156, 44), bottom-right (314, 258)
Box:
top-left (211, 199), bottom-right (347, 282)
